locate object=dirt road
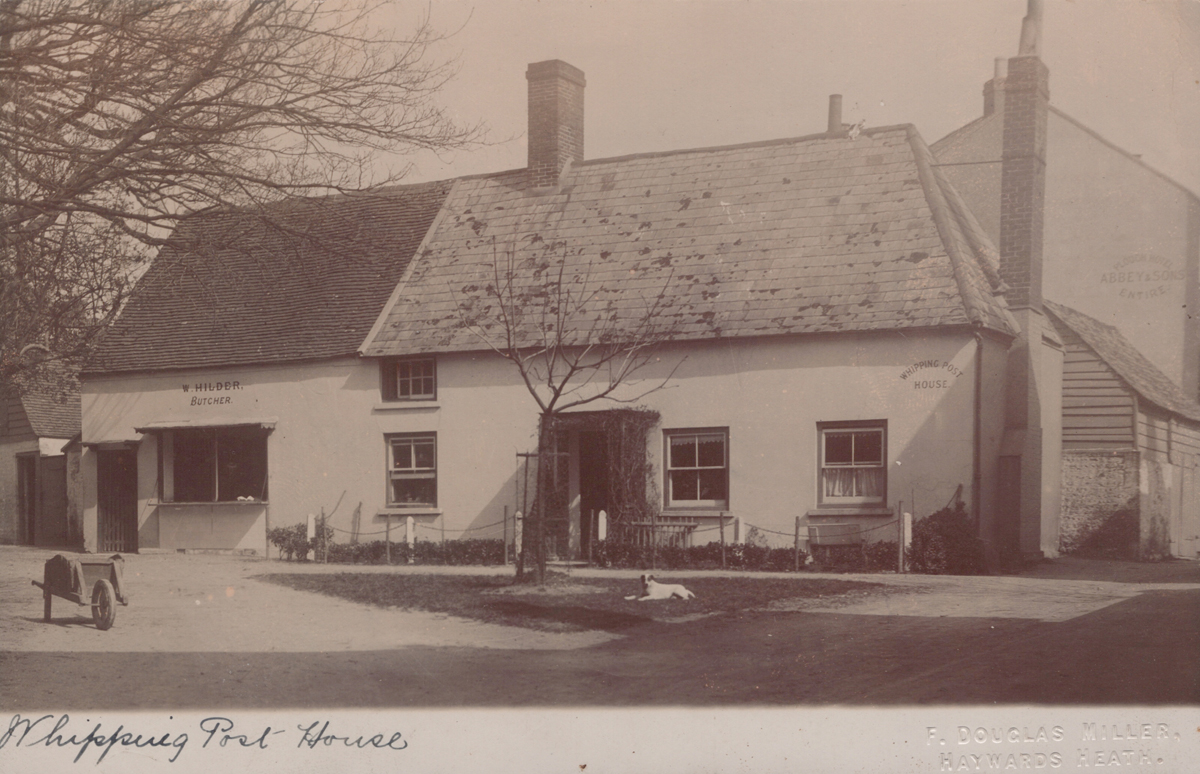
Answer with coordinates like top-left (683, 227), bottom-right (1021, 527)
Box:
top-left (2, 547), bottom-right (1198, 708)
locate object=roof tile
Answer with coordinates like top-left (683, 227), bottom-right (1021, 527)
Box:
top-left (86, 180), bottom-right (453, 374)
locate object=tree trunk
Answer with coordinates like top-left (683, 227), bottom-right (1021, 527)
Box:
top-left (522, 412), bottom-right (557, 585)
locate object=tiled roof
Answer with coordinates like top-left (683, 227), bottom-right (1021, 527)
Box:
top-left (1045, 301), bottom-right (1200, 424)
top-left (14, 361), bottom-right (81, 438)
top-left (85, 180), bottom-right (454, 374)
top-left (363, 126), bottom-right (1016, 356)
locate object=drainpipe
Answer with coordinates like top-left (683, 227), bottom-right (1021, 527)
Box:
top-left (973, 330), bottom-right (984, 532)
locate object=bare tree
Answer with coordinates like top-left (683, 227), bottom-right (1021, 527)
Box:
top-left (0, 0), bottom-right (478, 383)
top-left (455, 238), bottom-right (683, 583)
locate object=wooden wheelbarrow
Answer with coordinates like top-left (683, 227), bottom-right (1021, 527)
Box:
top-left (32, 554), bottom-right (130, 630)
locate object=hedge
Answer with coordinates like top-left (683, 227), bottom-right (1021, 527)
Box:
top-left (590, 540), bottom-right (804, 571)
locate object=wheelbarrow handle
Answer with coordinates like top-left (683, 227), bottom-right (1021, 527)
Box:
top-left (31, 580), bottom-right (45, 590)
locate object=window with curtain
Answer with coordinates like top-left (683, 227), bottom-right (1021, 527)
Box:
top-left (387, 433), bottom-right (437, 507)
top-left (818, 423), bottom-right (886, 505)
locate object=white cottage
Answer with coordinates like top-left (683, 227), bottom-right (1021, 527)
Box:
top-left (81, 60), bottom-right (1061, 566)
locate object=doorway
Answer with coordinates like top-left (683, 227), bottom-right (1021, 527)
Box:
top-left (98, 449), bottom-right (139, 553)
top-left (578, 431), bottom-right (609, 559)
top-left (17, 455), bottom-right (36, 545)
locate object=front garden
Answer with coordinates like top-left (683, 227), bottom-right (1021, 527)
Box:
top-left (258, 572), bottom-right (883, 632)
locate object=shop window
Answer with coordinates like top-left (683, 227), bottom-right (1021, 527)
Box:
top-left (818, 421), bottom-right (886, 505)
top-left (381, 357), bottom-right (436, 401)
top-left (665, 429), bottom-right (728, 508)
top-left (171, 427), bottom-right (268, 502)
top-left (388, 433), bottom-right (437, 507)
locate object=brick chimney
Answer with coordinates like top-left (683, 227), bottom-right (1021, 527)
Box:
top-left (526, 60), bottom-right (585, 189)
top-left (983, 57), bottom-right (1007, 117)
top-left (994, 0), bottom-right (1057, 567)
top-left (998, 52), bottom-right (1048, 310)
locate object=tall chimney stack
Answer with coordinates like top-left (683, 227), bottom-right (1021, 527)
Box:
top-left (996, 0), bottom-right (1054, 566)
top-left (827, 94), bottom-right (843, 135)
top-left (983, 57), bottom-right (1007, 116)
top-left (998, 27), bottom-right (1048, 309)
top-left (526, 60), bottom-right (585, 189)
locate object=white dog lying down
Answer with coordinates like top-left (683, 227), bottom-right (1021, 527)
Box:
top-left (624, 574), bottom-right (696, 601)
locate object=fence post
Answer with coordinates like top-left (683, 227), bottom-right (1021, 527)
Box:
top-left (650, 508), bottom-right (658, 570)
top-left (794, 515), bottom-right (801, 572)
top-left (719, 514), bottom-right (726, 569)
top-left (503, 505), bottom-right (509, 565)
top-left (406, 515), bottom-right (415, 565)
top-left (385, 516), bottom-right (391, 565)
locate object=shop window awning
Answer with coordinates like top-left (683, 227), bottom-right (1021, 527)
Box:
top-left (133, 417), bottom-right (278, 433)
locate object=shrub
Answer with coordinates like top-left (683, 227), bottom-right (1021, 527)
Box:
top-left (906, 502), bottom-right (987, 575)
top-left (267, 523), bottom-right (311, 561)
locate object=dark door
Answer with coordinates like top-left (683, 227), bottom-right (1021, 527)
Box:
top-left (579, 431), bottom-right (609, 556)
top-left (98, 449), bottom-right (138, 553)
top-left (37, 455), bottom-right (69, 546)
top-left (17, 455), bottom-right (36, 545)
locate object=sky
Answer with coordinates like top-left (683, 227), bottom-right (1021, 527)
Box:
top-left (381, 0), bottom-right (1200, 195)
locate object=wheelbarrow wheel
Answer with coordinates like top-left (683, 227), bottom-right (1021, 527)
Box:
top-left (92, 579), bottom-right (116, 631)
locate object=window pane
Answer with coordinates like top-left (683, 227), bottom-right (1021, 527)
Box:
top-left (856, 467), bottom-right (885, 498)
top-left (173, 430), bottom-right (215, 502)
top-left (670, 470), bottom-right (699, 501)
top-left (698, 469), bottom-right (727, 501)
top-left (398, 379), bottom-right (411, 397)
top-left (853, 431), bottom-right (883, 465)
top-left (823, 467), bottom-right (855, 497)
top-left (696, 434), bottom-right (725, 467)
top-left (413, 440), bottom-right (435, 470)
top-left (216, 429), bottom-right (268, 501)
top-left (669, 436), bottom-right (696, 468)
top-left (391, 440), bottom-right (412, 470)
top-left (391, 477), bottom-right (436, 506)
top-left (824, 432), bottom-right (854, 465)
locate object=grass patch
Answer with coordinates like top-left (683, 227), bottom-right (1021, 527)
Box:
top-left (258, 572), bottom-right (883, 633)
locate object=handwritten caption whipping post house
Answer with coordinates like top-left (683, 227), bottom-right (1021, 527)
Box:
top-left (925, 721), bottom-right (1183, 771)
top-left (0, 714), bottom-right (407, 765)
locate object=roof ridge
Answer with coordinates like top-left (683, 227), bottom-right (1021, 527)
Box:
top-left (360, 178), bottom-right (464, 354)
top-left (905, 125), bottom-right (1013, 335)
top-left (931, 163), bottom-right (1004, 291)
top-left (173, 177), bottom-right (459, 225)
top-left (569, 124), bottom-right (917, 169)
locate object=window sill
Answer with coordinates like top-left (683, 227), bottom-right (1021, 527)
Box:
top-left (373, 402), bottom-right (439, 412)
top-left (806, 506), bottom-right (893, 518)
top-left (154, 500), bottom-right (268, 507)
top-left (377, 508), bottom-right (441, 517)
top-left (663, 508), bottom-right (732, 518)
